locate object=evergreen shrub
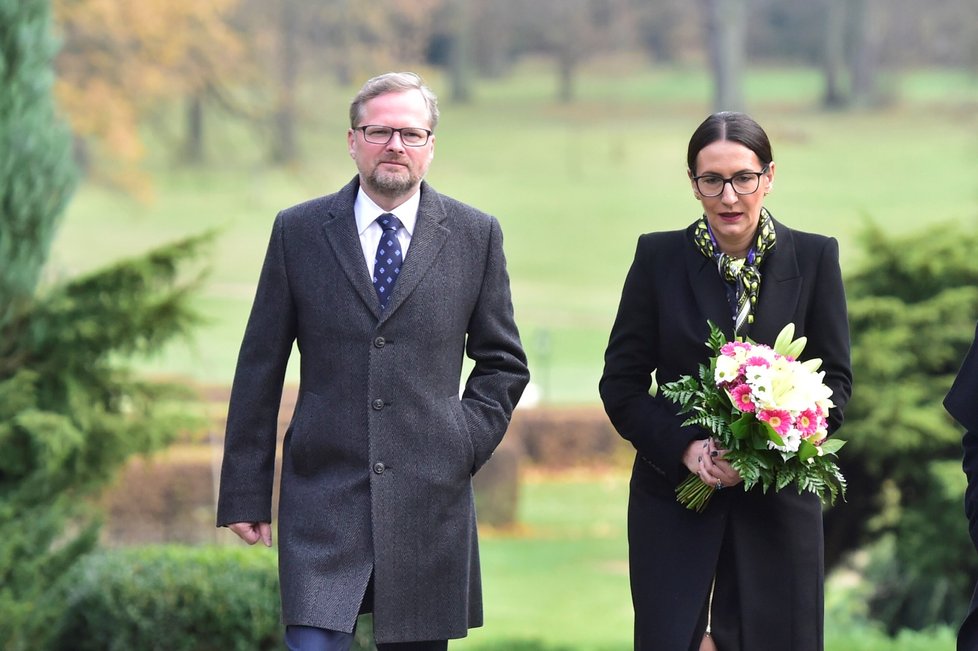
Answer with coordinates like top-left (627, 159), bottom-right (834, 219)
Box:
top-left (46, 545), bottom-right (381, 651)
top-left (48, 546), bottom-right (281, 651)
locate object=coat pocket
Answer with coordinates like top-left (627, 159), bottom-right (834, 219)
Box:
top-left (287, 391), bottom-right (324, 476)
top-left (446, 396), bottom-right (476, 475)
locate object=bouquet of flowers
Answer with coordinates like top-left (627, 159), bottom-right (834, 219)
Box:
top-left (656, 321), bottom-right (846, 512)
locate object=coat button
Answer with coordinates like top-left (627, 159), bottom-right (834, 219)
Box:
top-left (372, 398), bottom-right (384, 410)
top-left (373, 336), bottom-right (386, 348)
top-left (373, 462), bottom-right (386, 474)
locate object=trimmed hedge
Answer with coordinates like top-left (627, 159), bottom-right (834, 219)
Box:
top-left (100, 454), bottom-right (219, 546)
top-left (46, 545), bottom-right (380, 650)
top-left (509, 407), bottom-right (631, 468)
top-left (47, 545), bottom-right (282, 651)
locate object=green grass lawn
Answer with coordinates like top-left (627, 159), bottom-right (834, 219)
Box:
top-left (459, 474), bottom-right (633, 650)
top-left (48, 63), bottom-right (978, 403)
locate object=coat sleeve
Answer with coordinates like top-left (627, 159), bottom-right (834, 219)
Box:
top-left (216, 213), bottom-right (298, 526)
top-left (460, 217), bottom-right (530, 473)
top-left (802, 236), bottom-right (852, 435)
top-left (946, 323), bottom-right (978, 551)
top-left (964, 428), bottom-right (978, 553)
top-left (599, 235), bottom-right (704, 485)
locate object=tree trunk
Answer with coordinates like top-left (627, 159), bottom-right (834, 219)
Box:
top-left (702, 0), bottom-right (747, 112)
top-left (557, 46), bottom-right (576, 103)
top-left (448, 0), bottom-right (472, 103)
top-left (72, 135), bottom-right (92, 175)
top-left (821, 0), bottom-right (849, 108)
top-left (477, 0), bottom-right (511, 77)
top-left (552, 0), bottom-right (583, 104)
top-left (272, 0), bottom-right (299, 164)
top-left (333, 0), bottom-right (352, 87)
top-left (849, 0), bottom-right (883, 107)
top-left (183, 92), bottom-right (205, 164)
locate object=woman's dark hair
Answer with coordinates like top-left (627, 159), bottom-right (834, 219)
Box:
top-left (686, 112), bottom-right (773, 174)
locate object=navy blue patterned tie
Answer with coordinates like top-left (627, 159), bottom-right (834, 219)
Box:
top-left (372, 213), bottom-right (403, 309)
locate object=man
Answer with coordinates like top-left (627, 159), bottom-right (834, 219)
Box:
top-left (217, 72), bottom-right (529, 651)
top-left (946, 321), bottom-right (978, 651)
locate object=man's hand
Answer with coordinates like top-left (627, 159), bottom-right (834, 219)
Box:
top-left (228, 521), bottom-right (273, 547)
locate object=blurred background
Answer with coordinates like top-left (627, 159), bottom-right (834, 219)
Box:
top-left (2, 0), bottom-right (977, 649)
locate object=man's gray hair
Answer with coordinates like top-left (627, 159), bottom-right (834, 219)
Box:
top-left (349, 72), bottom-right (439, 131)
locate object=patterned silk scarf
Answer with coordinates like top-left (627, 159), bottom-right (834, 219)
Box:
top-left (693, 207), bottom-right (777, 336)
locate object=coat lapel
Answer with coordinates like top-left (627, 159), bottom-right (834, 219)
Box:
top-left (322, 178), bottom-right (383, 319)
top-left (321, 178), bottom-right (451, 324)
top-left (750, 219), bottom-right (802, 344)
top-left (380, 182), bottom-right (450, 322)
top-left (684, 223), bottom-right (736, 341)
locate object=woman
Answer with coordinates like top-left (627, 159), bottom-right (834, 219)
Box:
top-left (946, 322), bottom-right (978, 651)
top-left (599, 112), bottom-right (852, 651)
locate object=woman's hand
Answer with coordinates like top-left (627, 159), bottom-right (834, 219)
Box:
top-left (683, 438), bottom-right (709, 474)
top-left (683, 438), bottom-right (743, 490)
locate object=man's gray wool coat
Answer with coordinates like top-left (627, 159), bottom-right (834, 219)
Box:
top-left (216, 177), bottom-right (530, 643)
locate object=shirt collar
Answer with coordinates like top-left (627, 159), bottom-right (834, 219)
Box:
top-left (355, 187), bottom-right (420, 236)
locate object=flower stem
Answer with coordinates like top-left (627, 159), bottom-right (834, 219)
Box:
top-left (676, 474), bottom-right (716, 513)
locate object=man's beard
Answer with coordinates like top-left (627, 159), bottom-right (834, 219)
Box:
top-left (365, 164), bottom-right (420, 197)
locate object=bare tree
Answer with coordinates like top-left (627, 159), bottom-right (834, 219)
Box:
top-left (635, 0), bottom-right (695, 64)
top-left (183, 93), bottom-right (205, 163)
top-left (470, 0), bottom-right (515, 77)
top-left (527, 0), bottom-right (638, 103)
top-left (821, 0), bottom-right (849, 108)
top-left (702, 0), bottom-right (747, 112)
top-left (849, 0), bottom-right (884, 106)
top-left (271, 0), bottom-right (300, 163)
top-left (553, 0), bottom-right (588, 103)
top-left (447, 0), bottom-right (472, 103)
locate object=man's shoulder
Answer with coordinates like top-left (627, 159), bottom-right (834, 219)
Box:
top-left (423, 184), bottom-right (491, 219)
top-left (277, 177), bottom-right (358, 224)
top-left (278, 195), bottom-right (330, 219)
top-left (420, 183), bottom-right (497, 237)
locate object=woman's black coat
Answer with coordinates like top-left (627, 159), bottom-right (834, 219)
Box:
top-left (600, 218), bottom-right (852, 650)
top-left (945, 322), bottom-right (978, 651)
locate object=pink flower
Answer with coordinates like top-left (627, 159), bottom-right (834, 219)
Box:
top-left (758, 409), bottom-right (792, 435)
top-left (730, 383), bottom-right (756, 412)
top-left (745, 355), bottom-right (771, 368)
top-left (720, 341), bottom-right (751, 356)
top-left (814, 405), bottom-right (829, 430)
top-left (795, 409), bottom-right (820, 436)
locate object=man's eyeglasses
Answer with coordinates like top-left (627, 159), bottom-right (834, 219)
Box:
top-left (692, 166), bottom-right (769, 197)
top-left (356, 125), bottom-right (432, 147)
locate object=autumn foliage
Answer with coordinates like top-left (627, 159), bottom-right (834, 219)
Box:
top-left (54, 0), bottom-right (244, 195)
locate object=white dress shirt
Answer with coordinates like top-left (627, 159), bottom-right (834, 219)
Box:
top-left (354, 188), bottom-right (419, 275)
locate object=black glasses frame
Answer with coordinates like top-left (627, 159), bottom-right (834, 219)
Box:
top-left (355, 125), bottom-right (433, 147)
top-left (692, 165), bottom-right (770, 197)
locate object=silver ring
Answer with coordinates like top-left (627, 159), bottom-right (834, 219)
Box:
top-left (716, 480), bottom-right (723, 490)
